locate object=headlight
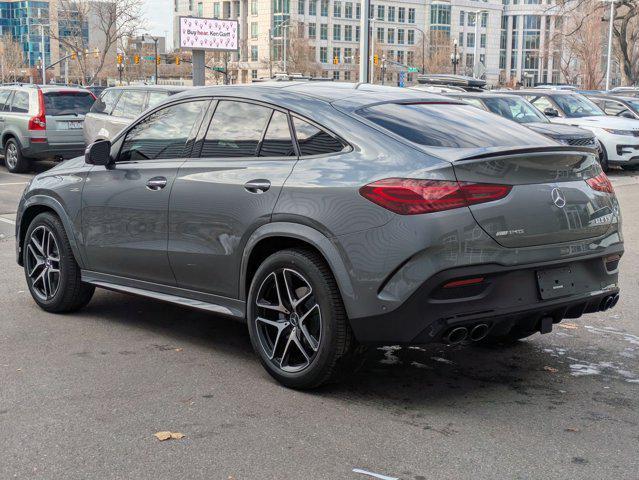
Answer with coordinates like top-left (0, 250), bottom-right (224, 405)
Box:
top-left (602, 128), bottom-right (636, 136)
top-left (556, 138), bottom-right (570, 145)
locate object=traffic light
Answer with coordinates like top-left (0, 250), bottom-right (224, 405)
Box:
top-left (373, 54), bottom-right (379, 66)
top-left (333, 56), bottom-right (339, 65)
top-left (156, 56), bottom-right (161, 65)
top-left (175, 56), bottom-right (181, 65)
top-left (117, 53), bottom-right (123, 65)
top-left (134, 54), bottom-right (140, 65)
top-left (70, 52), bottom-right (77, 60)
top-left (93, 48), bottom-right (99, 59)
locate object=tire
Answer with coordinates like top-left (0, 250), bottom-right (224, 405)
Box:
top-left (4, 138), bottom-right (30, 173)
top-left (23, 212), bottom-right (95, 313)
top-left (247, 248), bottom-right (354, 389)
top-left (597, 141), bottom-right (609, 173)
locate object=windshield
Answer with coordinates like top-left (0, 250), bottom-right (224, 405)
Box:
top-left (626, 99), bottom-right (639, 112)
top-left (481, 96), bottom-right (548, 124)
top-left (44, 91), bottom-right (95, 116)
top-left (358, 102), bottom-right (549, 148)
top-left (551, 94), bottom-right (604, 118)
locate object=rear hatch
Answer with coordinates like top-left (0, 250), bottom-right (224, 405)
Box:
top-left (453, 147), bottom-right (617, 247)
top-left (44, 90), bottom-right (95, 145)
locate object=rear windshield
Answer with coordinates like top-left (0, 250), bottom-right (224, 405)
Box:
top-left (359, 102), bottom-right (545, 148)
top-left (44, 91), bottom-right (95, 116)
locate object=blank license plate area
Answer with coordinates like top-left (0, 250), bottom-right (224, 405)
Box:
top-left (537, 267), bottom-right (576, 300)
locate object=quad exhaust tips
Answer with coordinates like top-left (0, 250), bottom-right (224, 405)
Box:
top-left (444, 323), bottom-right (490, 344)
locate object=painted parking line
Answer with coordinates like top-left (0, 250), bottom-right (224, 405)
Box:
top-left (0, 217), bottom-right (16, 225)
top-left (0, 182), bottom-right (28, 186)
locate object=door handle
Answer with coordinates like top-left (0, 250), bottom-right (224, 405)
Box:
top-left (244, 179), bottom-right (271, 194)
top-left (146, 176), bottom-right (168, 191)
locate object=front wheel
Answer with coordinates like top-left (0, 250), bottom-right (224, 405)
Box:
top-left (247, 249), bottom-right (354, 389)
top-left (23, 212), bottom-right (95, 313)
top-left (597, 141), bottom-right (609, 173)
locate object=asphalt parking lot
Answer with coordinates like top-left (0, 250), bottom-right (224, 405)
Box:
top-left (1, 162), bottom-right (639, 480)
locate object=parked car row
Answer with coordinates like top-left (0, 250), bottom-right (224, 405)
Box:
top-left (16, 82), bottom-right (623, 388)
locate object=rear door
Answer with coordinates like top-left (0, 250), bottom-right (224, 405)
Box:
top-left (81, 99), bottom-right (209, 284)
top-left (168, 99), bottom-right (298, 298)
top-left (43, 90), bottom-right (95, 145)
top-left (106, 89), bottom-right (147, 139)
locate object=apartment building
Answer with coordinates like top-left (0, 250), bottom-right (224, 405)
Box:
top-left (173, 0), bottom-right (568, 86)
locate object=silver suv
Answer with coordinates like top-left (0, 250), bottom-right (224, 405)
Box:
top-left (0, 84), bottom-right (95, 173)
top-left (83, 85), bottom-right (188, 144)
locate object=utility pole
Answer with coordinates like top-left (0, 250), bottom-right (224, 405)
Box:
top-left (359, 0), bottom-right (370, 83)
top-left (472, 10), bottom-right (488, 78)
top-left (39, 24), bottom-right (47, 84)
top-left (602, 0), bottom-right (617, 90)
top-left (283, 23), bottom-right (288, 75)
top-left (369, 17), bottom-right (375, 84)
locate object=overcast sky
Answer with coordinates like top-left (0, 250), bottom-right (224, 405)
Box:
top-left (143, 0), bottom-right (174, 48)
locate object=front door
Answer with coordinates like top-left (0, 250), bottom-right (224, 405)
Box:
top-left (81, 99), bottom-right (209, 285)
top-left (168, 100), bottom-right (298, 298)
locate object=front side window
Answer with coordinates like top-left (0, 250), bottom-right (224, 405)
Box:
top-left (119, 101), bottom-right (207, 162)
top-left (0, 90), bottom-right (12, 111)
top-left (482, 96), bottom-right (547, 124)
top-left (202, 101), bottom-right (271, 157)
top-left (91, 89), bottom-right (120, 114)
top-left (293, 117), bottom-right (345, 156)
top-left (551, 94), bottom-right (604, 118)
top-left (147, 91), bottom-right (170, 109)
top-left (359, 102), bottom-right (547, 149)
top-left (11, 91), bottom-right (29, 113)
top-left (112, 90), bottom-right (147, 119)
top-left (259, 111), bottom-right (295, 157)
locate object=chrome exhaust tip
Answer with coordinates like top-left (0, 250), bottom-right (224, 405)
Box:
top-left (469, 323), bottom-right (490, 342)
top-left (610, 294), bottom-right (620, 308)
top-left (445, 327), bottom-right (468, 345)
top-left (602, 296), bottom-right (614, 311)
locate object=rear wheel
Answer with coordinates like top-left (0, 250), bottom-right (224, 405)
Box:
top-left (4, 138), bottom-right (30, 173)
top-left (247, 249), bottom-right (354, 389)
top-left (23, 213), bottom-right (95, 313)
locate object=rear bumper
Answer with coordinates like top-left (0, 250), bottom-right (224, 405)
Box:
top-left (348, 245), bottom-right (623, 345)
top-left (23, 141), bottom-right (85, 160)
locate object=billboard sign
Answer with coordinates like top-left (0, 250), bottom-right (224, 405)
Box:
top-left (178, 17), bottom-right (239, 51)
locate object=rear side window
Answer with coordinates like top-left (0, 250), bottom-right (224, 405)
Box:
top-left (201, 101), bottom-right (271, 157)
top-left (259, 111), bottom-right (295, 157)
top-left (112, 90), bottom-right (147, 118)
top-left (147, 91), bottom-right (170, 109)
top-left (292, 117), bottom-right (345, 156)
top-left (43, 91), bottom-right (95, 116)
top-left (526, 95), bottom-right (554, 112)
top-left (11, 91), bottom-right (29, 113)
top-left (90, 89), bottom-right (120, 114)
top-left (358, 102), bottom-right (543, 148)
top-left (0, 90), bottom-right (11, 111)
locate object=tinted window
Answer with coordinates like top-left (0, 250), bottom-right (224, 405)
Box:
top-left (11, 91), bottom-right (29, 113)
top-left (43, 91), bottom-right (95, 115)
top-left (603, 100), bottom-right (627, 116)
top-left (90, 89), bottom-right (120, 114)
top-left (259, 111), bottom-right (295, 157)
top-left (119, 101), bottom-right (207, 162)
top-left (293, 117), bottom-right (344, 156)
top-left (0, 90), bottom-right (11, 111)
top-left (551, 94), bottom-right (603, 118)
top-left (459, 97), bottom-right (487, 110)
top-left (201, 101), bottom-right (271, 157)
top-left (525, 95), bottom-right (555, 112)
top-left (482, 96), bottom-right (547, 124)
top-left (112, 90), bottom-right (147, 118)
top-left (147, 91), bottom-right (170, 109)
top-left (359, 102), bottom-right (546, 148)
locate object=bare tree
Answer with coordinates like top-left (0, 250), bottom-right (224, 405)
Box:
top-left (0, 35), bottom-right (26, 82)
top-left (557, 0), bottom-right (639, 86)
top-left (52, 0), bottom-right (145, 85)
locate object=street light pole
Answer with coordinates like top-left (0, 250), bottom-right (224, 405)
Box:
top-left (472, 10), bottom-right (488, 79)
top-left (144, 35), bottom-right (160, 84)
top-left (359, 0), bottom-right (370, 83)
top-left (602, 0), bottom-right (617, 90)
top-left (37, 24), bottom-right (50, 84)
top-left (451, 39), bottom-right (460, 75)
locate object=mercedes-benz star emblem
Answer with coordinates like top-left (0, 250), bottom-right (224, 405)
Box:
top-left (551, 187), bottom-right (566, 208)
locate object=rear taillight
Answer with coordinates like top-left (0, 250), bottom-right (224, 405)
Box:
top-left (359, 178), bottom-right (512, 215)
top-left (28, 90), bottom-right (46, 131)
top-left (586, 172), bottom-right (614, 194)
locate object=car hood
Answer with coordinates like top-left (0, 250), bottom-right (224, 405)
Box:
top-left (554, 115), bottom-right (639, 130)
top-left (526, 122), bottom-right (592, 138)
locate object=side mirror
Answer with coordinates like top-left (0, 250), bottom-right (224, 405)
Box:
top-left (85, 140), bottom-right (112, 166)
top-left (543, 107), bottom-right (560, 117)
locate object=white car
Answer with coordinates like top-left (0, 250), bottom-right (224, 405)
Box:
top-left (512, 89), bottom-right (639, 171)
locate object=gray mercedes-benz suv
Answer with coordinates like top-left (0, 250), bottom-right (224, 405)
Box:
top-left (0, 84), bottom-right (95, 173)
top-left (15, 83), bottom-right (623, 389)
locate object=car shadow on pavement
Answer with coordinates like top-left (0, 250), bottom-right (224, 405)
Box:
top-left (82, 289), bottom-right (561, 405)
